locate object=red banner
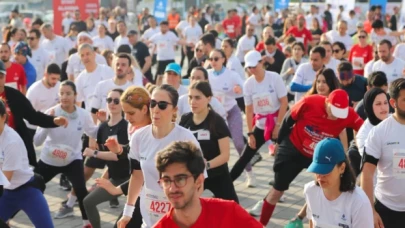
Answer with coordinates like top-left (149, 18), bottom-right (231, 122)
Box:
top-left (53, 0), bottom-right (99, 35)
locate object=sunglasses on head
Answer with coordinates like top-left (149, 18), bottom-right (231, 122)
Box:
top-left (333, 49), bottom-right (341, 53)
top-left (106, 97), bottom-right (120, 105)
top-left (150, 100), bottom-right (172, 110)
top-left (208, 57), bottom-right (221, 62)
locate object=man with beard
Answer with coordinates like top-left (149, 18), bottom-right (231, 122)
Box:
top-left (0, 43), bottom-right (27, 94)
top-left (285, 15), bottom-right (313, 52)
top-left (153, 141), bottom-right (263, 228)
top-left (26, 64), bottom-right (61, 138)
top-left (372, 40), bottom-right (405, 84)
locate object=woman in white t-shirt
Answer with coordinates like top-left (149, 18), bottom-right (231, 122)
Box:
top-left (305, 138), bottom-right (374, 228)
top-left (33, 81), bottom-right (98, 227)
top-left (92, 24), bottom-right (115, 53)
top-left (0, 100), bottom-right (54, 228)
top-left (222, 38), bottom-right (245, 82)
top-left (110, 84), bottom-right (201, 228)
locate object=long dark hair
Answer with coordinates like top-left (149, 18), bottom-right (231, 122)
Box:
top-left (307, 68), bottom-right (340, 96)
top-left (316, 157), bottom-right (356, 192)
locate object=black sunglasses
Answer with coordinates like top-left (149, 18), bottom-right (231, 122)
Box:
top-left (150, 100), bottom-right (172, 110)
top-left (196, 48), bottom-right (203, 52)
top-left (333, 49), bottom-right (341, 53)
top-left (358, 36), bottom-right (366, 39)
top-left (27, 37), bottom-right (36, 40)
top-left (106, 97), bottom-right (120, 105)
top-left (208, 57), bottom-right (221, 62)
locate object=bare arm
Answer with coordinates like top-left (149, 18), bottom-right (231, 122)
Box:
top-left (207, 137), bottom-right (230, 169)
top-left (2, 170), bottom-right (13, 181)
top-left (339, 129), bottom-right (349, 152)
top-left (142, 56), bottom-right (152, 75)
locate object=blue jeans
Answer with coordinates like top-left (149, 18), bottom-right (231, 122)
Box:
top-left (0, 181), bottom-right (53, 228)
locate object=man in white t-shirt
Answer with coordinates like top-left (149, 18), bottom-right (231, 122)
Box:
top-left (236, 25), bottom-right (256, 65)
top-left (62, 12), bottom-right (73, 36)
top-left (40, 23), bottom-right (71, 67)
top-left (372, 40), bottom-right (405, 84)
top-left (114, 20), bottom-right (130, 52)
top-left (361, 78), bottom-right (405, 227)
top-left (305, 5), bottom-right (323, 30)
top-left (26, 63), bottom-right (61, 135)
top-left (347, 10), bottom-right (359, 36)
top-left (325, 20), bottom-right (353, 52)
top-left (28, 29), bottom-right (51, 81)
top-left (370, 19), bottom-right (403, 47)
top-left (183, 15), bottom-right (203, 66)
top-left (142, 16), bottom-right (160, 63)
top-left (75, 44), bottom-right (114, 112)
top-left (66, 32), bottom-right (108, 81)
top-left (247, 7), bottom-right (262, 38)
top-left (320, 41), bottom-right (340, 74)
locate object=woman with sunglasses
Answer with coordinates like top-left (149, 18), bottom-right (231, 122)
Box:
top-left (207, 49), bottom-right (254, 186)
top-left (222, 38), bottom-right (245, 82)
top-left (186, 44), bottom-right (206, 78)
top-left (332, 41), bottom-right (347, 61)
top-left (348, 30), bottom-right (373, 76)
top-left (179, 81), bottom-right (238, 202)
top-left (33, 81), bottom-right (98, 227)
top-left (305, 138), bottom-right (373, 228)
top-left (0, 99), bottom-right (53, 228)
top-left (105, 84), bottom-right (201, 228)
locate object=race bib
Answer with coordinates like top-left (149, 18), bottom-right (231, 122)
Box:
top-left (227, 25), bottom-right (235, 33)
top-left (45, 144), bottom-right (75, 166)
top-left (145, 188), bottom-right (172, 225)
top-left (158, 41), bottom-right (170, 52)
top-left (296, 37), bottom-right (305, 44)
top-left (393, 149), bottom-right (405, 179)
top-left (352, 57), bottom-right (364, 70)
top-left (197, 130), bottom-right (210, 140)
top-left (214, 92), bottom-right (226, 106)
top-left (252, 93), bottom-right (272, 114)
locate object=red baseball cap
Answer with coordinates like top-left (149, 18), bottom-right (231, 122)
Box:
top-left (328, 89), bottom-right (349, 119)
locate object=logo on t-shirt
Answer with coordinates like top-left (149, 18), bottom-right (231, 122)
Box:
top-left (387, 141), bottom-right (400, 146)
top-left (341, 214), bottom-right (346, 221)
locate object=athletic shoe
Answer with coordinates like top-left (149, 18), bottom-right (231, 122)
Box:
top-left (250, 153), bottom-right (262, 166)
top-left (54, 205), bottom-right (74, 219)
top-left (279, 196), bottom-right (286, 203)
top-left (61, 199), bottom-right (79, 207)
top-left (248, 200), bottom-right (263, 217)
top-left (59, 175), bottom-right (72, 191)
top-left (284, 218), bottom-right (304, 228)
top-left (109, 198), bottom-right (120, 208)
top-left (246, 171), bottom-right (256, 188)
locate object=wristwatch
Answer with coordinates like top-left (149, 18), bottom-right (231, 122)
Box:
top-left (247, 132), bottom-right (254, 136)
top-left (206, 162), bottom-right (211, 170)
top-left (93, 150), bottom-right (99, 158)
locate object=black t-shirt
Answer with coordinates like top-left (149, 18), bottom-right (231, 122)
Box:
top-left (107, 31), bottom-right (119, 41)
top-left (132, 41), bottom-right (151, 77)
top-left (179, 111), bottom-right (230, 177)
top-left (342, 76), bottom-right (367, 106)
top-left (70, 21), bottom-right (87, 33)
top-left (97, 119), bottom-right (130, 180)
top-left (311, 28), bottom-right (323, 36)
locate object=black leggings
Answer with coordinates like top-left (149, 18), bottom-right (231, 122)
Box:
top-left (348, 143), bottom-right (361, 177)
top-left (114, 197), bottom-right (142, 228)
top-left (185, 46), bottom-right (194, 67)
top-left (204, 171), bottom-right (239, 204)
top-left (375, 199), bottom-right (405, 228)
top-left (34, 160), bottom-right (88, 220)
top-left (230, 127), bottom-right (266, 181)
top-left (236, 97), bottom-right (245, 114)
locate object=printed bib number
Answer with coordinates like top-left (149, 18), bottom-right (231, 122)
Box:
top-left (393, 149), bottom-right (405, 179)
top-left (145, 188), bottom-right (171, 225)
top-left (252, 93), bottom-right (272, 113)
top-left (214, 92), bottom-right (226, 105)
top-left (227, 25), bottom-right (235, 33)
top-left (296, 37), bottom-right (304, 43)
top-left (45, 144), bottom-right (75, 166)
top-left (352, 57), bottom-right (364, 70)
top-left (158, 41), bottom-right (170, 52)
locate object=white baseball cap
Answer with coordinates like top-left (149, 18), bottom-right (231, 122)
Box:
top-left (244, 50), bottom-right (262, 68)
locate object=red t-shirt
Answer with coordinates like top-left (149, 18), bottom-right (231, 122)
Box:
top-left (364, 20), bottom-right (372, 34)
top-left (256, 41), bottom-right (283, 52)
top-left (5, 62), bottom-right (27, 92)
top-left (0, 91), bottom-right (15, 129)
top-left (154, 198), bottom-right (263, 228)
top-left (348, 44), bottom-right (373, 76)
top-left (285, 26), bottom-right (313, 49)
top-left (289, 95), bottom-right (363, 157)
top-left (222, 17), bottom-right (240, 39)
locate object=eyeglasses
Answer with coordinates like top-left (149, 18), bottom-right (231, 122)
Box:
top-left (158, 175), bottom-right (194, 189)
top-left (195, 48), bottom-right (203, 52)
top-left (27, 37), bottom-right (35, 41)
top-left (150, 100), bottom-right (172, 110)
top-left (208, 57), bottom-right (221, 62)
top-left (106, 97), bottom-right (120, 105)
top-left (333, 49), bottom-right (341, 53)
top-left (358, 36), bottom-right (366, 39)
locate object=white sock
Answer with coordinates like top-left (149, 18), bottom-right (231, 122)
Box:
top-left (83, 220), bottom-right (90, 226)
top-left (66, 195), bottom-right (77, 208)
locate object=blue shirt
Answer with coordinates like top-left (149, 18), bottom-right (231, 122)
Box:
top-left (22, 60), bottom-right (37, 88)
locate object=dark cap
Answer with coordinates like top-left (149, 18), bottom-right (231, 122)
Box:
top-left (127, 30), bottom-right (138, 36)
top-left (0, 60), bottom-right (5, 75)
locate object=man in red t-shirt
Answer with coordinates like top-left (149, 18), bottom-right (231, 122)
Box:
top-left (222, 10), bottom-right (240, 39)
top-left (285, 15), bottom-right (313, 51)
top-left (258, 89), bottom-right (363, 226)
top-left (0, 43), bottom-right (27, 94)
top-left (154, 141), bottom-right (263, 228)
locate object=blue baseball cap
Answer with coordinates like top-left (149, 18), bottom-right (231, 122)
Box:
top-left (165, 63), bottom-right (181, 76)
top-left (307, 138), bottom-right (346, 175)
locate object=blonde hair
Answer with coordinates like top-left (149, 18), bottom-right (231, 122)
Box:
top-left (121, 86), bottom-right (151, 122)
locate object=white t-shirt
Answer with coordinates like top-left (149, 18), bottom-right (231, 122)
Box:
top-left (393, 43), bottom-right (405, 62)
top-left (91, 78), bottom-right (133, 111)
top-left (177, 94), bottom-right (227, 121)
top-left (34, 105), bottom-right (98, 167)
top-left (128, 124), bottom-right (202, 227)
top-left (325, 30), bottom-right (353, 50)
top-left (347, 17), bottom-right (359, 35)
top-left (364, 60), bottom-right (375, 78)
top-left (130, 67), bottom-right (144, 87)
top-left (92, 35), bottom-right (115, 52)
top-left (247, 13), bottom-right (261, 26)
top-left (235, 35), bottom-right (256, 62)
top-left (149, 31), bottom-right (179, 61)
top-left (244, 71), bottom-right (287, 129)
top-left (325, 57), bottom-right (341, 74)
top-left (356, 119), bottom-right (374, 156)
top-left (226, 55), bottom-right (245, 82)
top-left (365, 116), bottom-right (405, 211)
top-left (291, 62), bottom-right (317, 102)
top-left (183, 25), bottom-right (203, 45)
top-left (26, 80), bottom-right (60, 129)
top-left (305, 14), bottom-right (323, 30)
top-left (215, 38), bottom-right (222, 49)
top-left (370, 28), bottom-right (398, 46)
top-left (66, 52), bottom-right (108, 79)
top-left (175, 21), bottom-right (189, 33)
top-left (0, 125), bottom-right (33, 190)
top-left (114, 35), bottom-right (131, 52)
top-left (29, 47), bottom-right (51, 81)
top-left (62, 18), bottom-right (73, 35)
top-left (208, 68), bottom-right (244, 112)
top-left (177, 85), bottom-right (188, 97)
top-left (75, 64), bottom-right (114, 111)
top-left (142, 27), bottom-right (160, 54)
top-left (372, 57), bottom-right (405, 84)
top-left (305, 181), bottom-right (374, 228)
top-left (41, 35), bottom-right (71, 67)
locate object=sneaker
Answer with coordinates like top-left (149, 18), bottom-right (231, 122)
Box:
top-left (246, 171), bottom-right (256, 188)
top-left (59, 175), bottom-right (72, 191)
top-left (109, 198), bottom-right (120, 208)
top-left (279, 196), bottom-right (286, 203)
top-left (248, 200), bottom-right (264, 217)
top-left (54, 205), bottom-right (74, 219)
top-left (250, 153), bottom-right (262, 166)
top-left (61, 199), bottom-right (79, 207)
top-left (284, 217), bottom-right (303, 228)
